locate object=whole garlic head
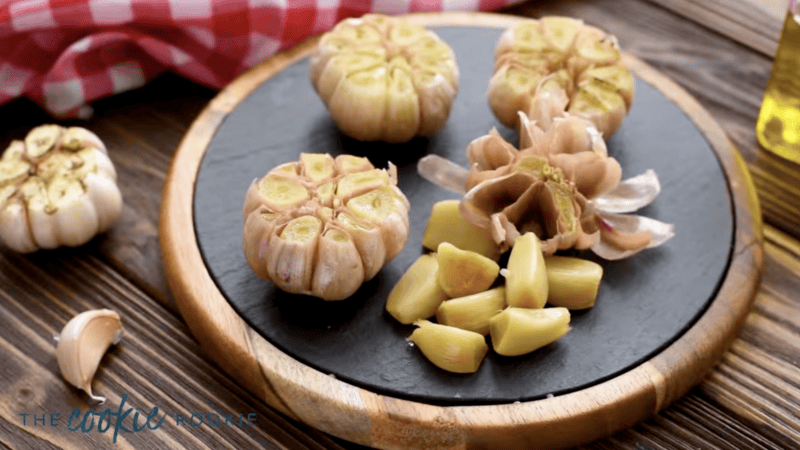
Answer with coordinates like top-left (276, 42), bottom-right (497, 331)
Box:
top-left (309, 14), bottom-right (460, 143)
top-left (243, 153), bottom-right (410, 300)
top-left (488, 17), bottom-right (634, 137)
top-left (0, 125), bottom-right (123, 253)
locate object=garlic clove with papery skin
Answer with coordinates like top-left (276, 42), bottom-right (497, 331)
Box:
top-left (55, 309), bottom-right (123, 404)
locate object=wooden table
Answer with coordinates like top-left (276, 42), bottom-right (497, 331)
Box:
top-left (1, 0), bottom-right (798, 448)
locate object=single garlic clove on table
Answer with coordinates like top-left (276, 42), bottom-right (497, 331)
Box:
top-left (56, 309), bottom-right (123, 403)
top-left (309, 14), bottom-right (459, 143)
top-left (0, 125), bottom-right (123, 253)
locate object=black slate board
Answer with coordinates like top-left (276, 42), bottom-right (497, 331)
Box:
top-left (193, 27), bottom-right (734, 406)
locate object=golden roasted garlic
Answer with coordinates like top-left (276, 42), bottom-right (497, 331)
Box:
top-left (56, 309), bottom-right (123, 403)
top-left (242, 153), bottom-right (410, 300)
top-left (488, 16), bottom-right (634, 137)
top-left (0, 125), bottom-right (123, 253)
top-left (309, 14), bottom-right (459, 143)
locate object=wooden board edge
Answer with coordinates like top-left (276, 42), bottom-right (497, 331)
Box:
top-left (159, 12), bottom-right (765, 450)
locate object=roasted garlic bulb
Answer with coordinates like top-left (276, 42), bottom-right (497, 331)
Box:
top-left (309, 14), bottom-right (459, 143)
top-left (242, 153), bottom-right (410, 300)
top-left (488, 17), bottom-right (634, 137)
top-left (0, 125), bottom-right (123, 253)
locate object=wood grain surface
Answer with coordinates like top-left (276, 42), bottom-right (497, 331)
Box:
top-left (0, 0), bottom-right (797, 449)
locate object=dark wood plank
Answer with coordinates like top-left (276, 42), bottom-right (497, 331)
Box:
top-left (0, 248), bottom-right (347, 450)
top-left (642, 0), bottom-right (787, 57)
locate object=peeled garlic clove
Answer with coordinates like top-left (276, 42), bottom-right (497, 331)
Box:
top-left (489, 307), bottom-right (570, 357)
top-left (436, 242), bottom-right (500, 298)
top-left (504, 232), bottom-right (548, 309)
top-left (436, 287), bottom-right (506, 336)
top-left (420, 199), bottom-right (500, 260)
top-left (386, 254), bottom-right (448, 325)
top-left (56, 309), bottom-right (123, 403)
top-left (408, 320), bottom-right (488, 373)
top-left (544, 255), bottom-right (603, 310)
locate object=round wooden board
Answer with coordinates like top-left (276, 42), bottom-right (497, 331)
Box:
top-left (160, 12), bottom-right (764, 450)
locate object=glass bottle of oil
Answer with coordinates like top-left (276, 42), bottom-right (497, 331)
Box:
top-left (756, 0), bottom-right (800, 164)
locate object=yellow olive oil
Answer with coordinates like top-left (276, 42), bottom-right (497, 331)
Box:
top-left (756, 1), bottom-right (800, 164)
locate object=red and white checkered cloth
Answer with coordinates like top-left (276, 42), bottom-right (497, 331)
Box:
top-left (0, 0), bottom-right (523, 118)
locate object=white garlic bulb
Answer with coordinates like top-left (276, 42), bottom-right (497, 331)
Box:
top-left (0, 125), bottom-right (123, 253)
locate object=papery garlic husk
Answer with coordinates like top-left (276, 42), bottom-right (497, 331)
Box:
top-left (309, 14), bottom-right (459, 143)
top-left (488, 16), bottom-right (634, 137)
top-left (464, 114), bottom-right (622, 200)
top-left (56, 309), bottom-right (123, 403)
top-left (0, 125), bottom-right (123, 253)
top-left (243, 153), bottom-right (410, 300)
top-left (460, 165), bottom-right (599, 255)
top-left (588, 210), bottom-right (676, 260)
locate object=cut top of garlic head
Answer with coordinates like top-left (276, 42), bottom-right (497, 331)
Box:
top-left (309, 14), bottom-right (460, 143)
top-left (243, 153), bottom-right (410, 300)
top-left (0, 125), bottom-right (123, 253)
top-left (488, 16), bottom-right (635, 137)
top-left (56, 309), bottom-right (123, 403)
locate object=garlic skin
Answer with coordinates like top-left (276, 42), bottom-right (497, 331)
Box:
top-left (0, 125), bottom-right (123, 253)
top-left (55, 309), bottom-right (123, 403)
top-left (417, 115), bottom-right (674, 259)
top-left (243, 153), bottom-right (410, 300)
top-left (309, 14), bottom-right (459, 143)
top-left (488, 17), bottom-right (634, 137)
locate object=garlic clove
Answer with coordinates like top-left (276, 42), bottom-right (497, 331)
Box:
top-left (408, 320), bottom-right (488, 373)
top-left (0, 199), bottom-right (37, 253)
top-left (383, 67), bottom-right (421, 143)
top-left (53, 186), bottom-right (101, 247)
top-left (336, 211), bottom-right (387, 280)
top-left (412, 70), bottom-right (457, 137)
top-left (242, 210), bottom-right (275, 279)
top-left (266, 215), bottom-right (322, 294)
top-left (56, 309), bottom-right (123, 403)
top-left (311, 227), bottom-right (365, 300)
top-left (328, 67), bottom-right (389, 141)
top-left (83, 173), bottom-right (123, 232)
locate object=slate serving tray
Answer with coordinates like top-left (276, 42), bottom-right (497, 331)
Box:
top-left (161, 13), bottom-right (763, 450)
